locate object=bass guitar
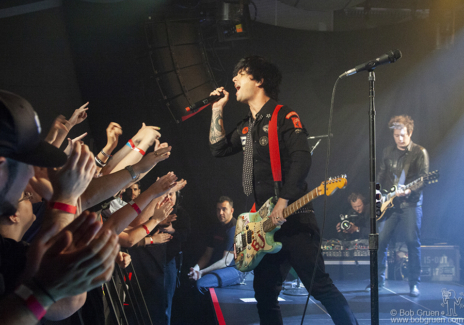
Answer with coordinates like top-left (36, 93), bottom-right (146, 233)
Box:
top-left (377, 170), bottom-right (439, 221)
top-left (233, 176), bottom-right (347, 272)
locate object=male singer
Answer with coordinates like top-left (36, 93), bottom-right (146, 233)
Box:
top-left (208, 56), bottom-right (358, 325)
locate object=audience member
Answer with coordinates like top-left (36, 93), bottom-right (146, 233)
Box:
top-left (0, 90), bottom-right (119, 324)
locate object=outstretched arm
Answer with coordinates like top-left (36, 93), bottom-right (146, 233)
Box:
top-left (80, 146), bottom-right (171, 211)
top-left (101, 172), bottom-right (177, 235)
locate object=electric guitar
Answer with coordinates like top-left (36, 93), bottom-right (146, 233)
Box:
top-left (233, 176), bottom-right (347, 272)
top-left (377, 170), bottom-right (439, 221)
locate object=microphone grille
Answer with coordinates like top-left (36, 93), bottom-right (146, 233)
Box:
top-left (388, 49), bottom-right (402, 63)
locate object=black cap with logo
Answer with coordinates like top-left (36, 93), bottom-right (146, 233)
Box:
top-left (0, 90), bottom-right (67, 167)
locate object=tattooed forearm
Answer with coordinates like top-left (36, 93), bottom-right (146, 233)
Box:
top-left (209, 109), bottom-right (225, 144)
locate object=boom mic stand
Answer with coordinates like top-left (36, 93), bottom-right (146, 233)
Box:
top-left (368, 70), bottom-right (380, 325)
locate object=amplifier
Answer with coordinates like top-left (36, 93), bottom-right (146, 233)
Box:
top-left (421, 245), bottom-right (460, 282)
top-left (322, 249), bottom-right (370, 281)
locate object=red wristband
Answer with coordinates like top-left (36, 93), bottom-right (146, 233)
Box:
top-left (15, 285), bottom-right (47, 320)
top-left (133, 147), bottom-right (146, 156)
top-left (142, 224), bottom-right (150, 235)
top-left (150, 237), bottom-right (154, 244)
top-left (127, 139), bottom-right (135, 149)
top-left (129, 200), bottom-right (141, 215)
top-left (49, 202), bottom-right (77, 214)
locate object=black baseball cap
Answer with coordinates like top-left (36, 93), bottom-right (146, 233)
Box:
top-left (0, 90), bottom-right (67, 167)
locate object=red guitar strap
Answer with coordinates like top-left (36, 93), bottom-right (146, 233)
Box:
top-left (269, 105), bottom-right (284, 196)
top-left (250, 104), bottom-right (283, 212)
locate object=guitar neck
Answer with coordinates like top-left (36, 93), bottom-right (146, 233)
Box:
top-left (386, 177), bottom-right (425, 201)
top-left (283, 187), bottom-right (320, 219)
top-left (263, 188), bottom-right (320, 233)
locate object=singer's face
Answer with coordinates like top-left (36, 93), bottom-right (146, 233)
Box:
top-left (393, 127), bottom-right (412, 150)
top-left (232, 69), bottom-right (259, 104)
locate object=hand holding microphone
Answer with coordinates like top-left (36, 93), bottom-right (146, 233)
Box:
top-left (185, 87), bottom-right (229, 112)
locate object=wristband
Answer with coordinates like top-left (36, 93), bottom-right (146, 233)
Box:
top-left (129, 200), bottom-right (142, 215)
top-left (133, 147), bottom-right (146, 156)
top-left (150, 236), bottom-right (154, 244)
top-left (142, 224), bottom-right (150, 235)
top-left (15, 284), bottom-right (47, 320)
top-left (100, 150), bottom-right (111, 158)
top-left (95, 156), bottom-right (107, 168)
top-left (126, 139), bottom-right (135, 149)
top-left (124, 165), bottom-right (138, 180)
top-left (49, 202), bottom-right (77, 214)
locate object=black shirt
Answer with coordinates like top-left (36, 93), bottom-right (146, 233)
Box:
top-left (207, 217), bottom-right (236, 267)
top-left (210, 99), bottom-right (312, 210)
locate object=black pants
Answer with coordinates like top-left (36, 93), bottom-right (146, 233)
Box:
top-left (253, 212), bottom-right (358, 325)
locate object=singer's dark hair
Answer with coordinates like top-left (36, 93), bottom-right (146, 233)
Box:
top-left (233, 56), bottom-right (282, 101)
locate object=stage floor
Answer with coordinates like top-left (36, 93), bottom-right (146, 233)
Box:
top-left (212, 278), bottom-right (464, 324)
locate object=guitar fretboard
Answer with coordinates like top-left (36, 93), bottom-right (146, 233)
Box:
top-left (384, 176), bottom-right (425, 201)
top-left (262, 187), bottom-right (321, 232)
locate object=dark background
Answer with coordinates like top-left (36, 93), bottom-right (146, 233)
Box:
top-left (1, 1), bottom-right (464, 273)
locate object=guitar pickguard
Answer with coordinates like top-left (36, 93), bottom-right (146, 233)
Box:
top-left (234, 198), bottom-right (282, 272)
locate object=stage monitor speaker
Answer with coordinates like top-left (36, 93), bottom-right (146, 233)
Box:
top-left (145, 19), bottom-right (217, 123)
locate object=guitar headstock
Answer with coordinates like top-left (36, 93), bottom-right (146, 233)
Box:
top-left (318, 175), bottom-right (348, 196)
top-left (425, 170), bottom-right (440, 184)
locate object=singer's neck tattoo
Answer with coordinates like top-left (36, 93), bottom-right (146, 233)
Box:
top-left (210, 110), bottom-right (225, 144)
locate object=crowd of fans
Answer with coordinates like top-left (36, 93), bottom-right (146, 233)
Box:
top-left (0, 90), bottom-right (191, 324)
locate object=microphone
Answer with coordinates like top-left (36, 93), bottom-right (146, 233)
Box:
top-left (185, 93), bottom-right (225, 112)
top-left (340, 49), bottom-right (402, 79)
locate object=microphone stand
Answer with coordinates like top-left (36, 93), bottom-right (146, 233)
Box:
top-left (368, 70), bottom-right (379, 325)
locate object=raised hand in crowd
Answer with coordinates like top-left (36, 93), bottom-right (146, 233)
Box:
top-left (44, 103), bottom-right (90, 150)
top-left (153, 196), bottom-right (174, 223)
top-left (105, 122), bottom-right (123, 152)
top-left (104, 123), bottom-right (161, 175)
top-left (44, 115), bottom-right (69, 146)
top-left (66, 102), bottom-right (89, 129)
top-left (132, 123), bottom-right (161, 147)
top-left (101, 172), bottom-right (178, 235)
top-left (46, 142), bottom-right (96, 229)
top-left (80, 144), bottom-right (172, 211)
top-left (127, 144), bottom-right (172, 178)
top-left (63, 133), bottom-right (87, 157)
top-left (168, 179), bottom-right (187, 195)
top-left (119, 196), bottom-right (173, 248)
top-left (94, 122), bottom-right (123, 175)
top-left (151, 229), bottom-right (172, 244)
top-left (116, 252), bottom-right (132, 269)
